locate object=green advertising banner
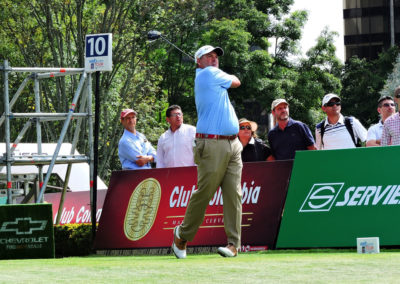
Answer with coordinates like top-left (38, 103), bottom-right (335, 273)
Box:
top-left (277, 146), bottom-right (400, 248)
top-left (0, 204), bottom-right (54, 259)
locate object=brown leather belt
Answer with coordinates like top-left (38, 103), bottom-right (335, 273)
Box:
top-left (196, 133), bottom-right (237, 140)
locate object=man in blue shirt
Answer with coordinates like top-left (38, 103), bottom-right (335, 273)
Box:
top-left (118, 109), bottom-right (156, 170)
top-left (268, 99), bottom-right (316, 160)
top-left (172, 45), bottom-right (242, 259)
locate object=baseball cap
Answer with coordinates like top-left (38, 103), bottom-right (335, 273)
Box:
top-left (271, 99), bottom-right (289, 111)
top-left (239, 118), bottom-right (258, 132)
top-left (322, 93), bottom-right (340, 106)
top-left (120, 109), bottom-right (137, 119)
top-left (194, 45), bottom-right (224, 61)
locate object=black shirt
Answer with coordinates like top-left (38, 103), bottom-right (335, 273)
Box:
top-left (241, 138), bottom-right (271, 162)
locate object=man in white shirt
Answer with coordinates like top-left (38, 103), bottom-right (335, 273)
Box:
top-left (315, 93), bottom-right (367, 150)
top-left (366, 96), bottom-right (396, 147)
top-left (156, 105), bottom-right (196, 168)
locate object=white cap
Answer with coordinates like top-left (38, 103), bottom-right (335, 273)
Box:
top-left (322, 93), bottom-right (341, 106)
top-left (194, 45), bottom-right (224, 61)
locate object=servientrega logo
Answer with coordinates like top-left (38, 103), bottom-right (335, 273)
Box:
top-left (300, 182), bottom-right (400, 212)
top-left (299, 183), bottom-right (344, 212)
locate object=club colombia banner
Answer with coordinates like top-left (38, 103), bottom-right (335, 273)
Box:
top-left (94, 161), bottom-right (293, 250)
top-left (277, 145), bottom-right (400, 248)
top-left (44, 190), bottom-right (107, 225)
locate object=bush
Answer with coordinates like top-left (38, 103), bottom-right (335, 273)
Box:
top-left (54, 223), bottom-right (95, 257)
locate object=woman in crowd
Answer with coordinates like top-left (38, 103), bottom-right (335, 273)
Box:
top-left (238, 118), bottom-right (272, 162)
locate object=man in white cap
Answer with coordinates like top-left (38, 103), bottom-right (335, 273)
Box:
top-left (268, 99), bottom-right (316, 160)
top-left (118, 108), bottom-right (156, 170)
top-left (172, 45), bottom-right (242, 259)
top-left (315, 94), bottom-right (367, 150)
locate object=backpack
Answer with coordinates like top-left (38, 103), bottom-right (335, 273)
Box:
top-left (317, 116), bottom-right (360, 147)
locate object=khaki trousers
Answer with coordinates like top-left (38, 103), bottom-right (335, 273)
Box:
top-left (180, 137), bottom-right (243, 248)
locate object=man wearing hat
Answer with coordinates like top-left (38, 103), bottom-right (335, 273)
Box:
top-left (172, 45), bottom-right (242, 259)
top-left (268, 99), bottom-right (316, 160)
top-left (366, 96), bottom-right (396, 146)
top-left (238, 118), bottom-right (271, 162)
top-left (316, 93), bottom-right (367, 150)
top-left (118, 108), bottom-right (156, 170)
top-left (382, 86), bottom-right (400, 146)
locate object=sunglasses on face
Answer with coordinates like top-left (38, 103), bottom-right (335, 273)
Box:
top-left (240, 125), bottom-right (251, 130)
top-left (325, 101), bottom-right (341, 107)
top-left (382, 103), bottom-right (395, 107)
top-left (169, 113), bottom-right (182, 117)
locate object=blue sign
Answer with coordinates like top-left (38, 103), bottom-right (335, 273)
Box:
top-left (85, 35), bottom-right (109, 57)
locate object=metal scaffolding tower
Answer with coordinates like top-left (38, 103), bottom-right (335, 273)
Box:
top-left (0, 60), bottom-right (94, 213)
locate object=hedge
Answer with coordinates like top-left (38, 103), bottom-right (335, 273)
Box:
top-left (54, 223), bottom-right (95, 257)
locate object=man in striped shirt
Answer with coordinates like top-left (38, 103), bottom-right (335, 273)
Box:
top-left (315, 94), bottom-right (367, 150)
top-left (381, 86), bottom-right (400, 146)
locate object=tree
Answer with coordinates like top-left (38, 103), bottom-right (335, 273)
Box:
top-left (1, 0), bottom-right (348, 180)
top-left (341, 47), bottom-right (399, 127)
top-left (292, 28), bottom-right (343, 128)
top-left (0, 0), bottom-right (168, 180)
top-left (380, 51), bottom-right (400, 98)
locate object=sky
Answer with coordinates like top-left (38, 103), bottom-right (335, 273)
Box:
top-left (290, 0), bottom-right (344, 62)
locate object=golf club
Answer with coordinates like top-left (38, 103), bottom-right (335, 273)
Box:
top-left (147, 30), bottom-right (195, 62)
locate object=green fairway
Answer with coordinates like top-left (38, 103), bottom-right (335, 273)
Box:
top-left (1, 249), bottom-right (400, 283)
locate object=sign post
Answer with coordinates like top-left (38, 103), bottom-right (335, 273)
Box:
top-left (84, 33), bottom-right (112, 241)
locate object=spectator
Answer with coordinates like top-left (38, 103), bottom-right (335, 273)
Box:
top-left (382, 87), bottom-right (400, 146)
top-left (394, 85), bottom-right (400, 108)
top-left (238, 118), bottom-right (271, 162)
top-left (366, 96), bottom-right (395, 147)
top-left (118, 109), bottom-right (156, 170)
top-left (172, 45), bottom-right (242, 259)
top-left (268, 99), bottom-right (316, 160)
top-left (316, 94), bottom-right (367, 150)
top-left (156, 105), bottom-right (196, 168)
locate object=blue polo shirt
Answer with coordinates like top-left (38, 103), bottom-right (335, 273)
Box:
top-left (268, 118), bottom-right (315, 160)
top-left (195, 66), bottom-right (239, 135)
top-left (118, 129), bottom-right (157, 170)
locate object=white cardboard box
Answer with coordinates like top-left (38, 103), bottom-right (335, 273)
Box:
top-left (357, 237), bottom-right (380, 254)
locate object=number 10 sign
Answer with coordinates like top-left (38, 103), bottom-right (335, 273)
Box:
top-left (85, 33), bottom-right (112, 72)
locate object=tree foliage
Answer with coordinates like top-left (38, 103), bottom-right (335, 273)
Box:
top-left (341, 47), bottom-right (399, 127)
top-left (1, 0), bottom-right (347, 181)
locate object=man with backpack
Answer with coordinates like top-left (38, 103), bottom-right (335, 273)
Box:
top-left (315, 93), bottom-right (367, 150)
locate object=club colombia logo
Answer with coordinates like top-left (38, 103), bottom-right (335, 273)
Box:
top-left (124, 178), bottom-right (161, 241)
top-left (299, 182), bottom-right (400, 212)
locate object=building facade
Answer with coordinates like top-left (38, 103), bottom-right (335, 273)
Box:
top-left (344, 0), bottom-right (400, 60)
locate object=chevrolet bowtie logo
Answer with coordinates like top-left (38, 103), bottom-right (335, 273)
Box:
top-left (0, 217), bottom-right (47, 235)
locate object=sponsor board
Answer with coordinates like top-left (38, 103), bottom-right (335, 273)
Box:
top-left (94, 161), bottom-right (293, 249)
top-left (277, 146), bottom-right (400, 248)
top-left (0, 204), bottom-right (54, 259)
top-left (44, 190), bottom-right (107, 224)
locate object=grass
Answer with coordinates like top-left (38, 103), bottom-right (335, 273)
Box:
top-left (1, 249), bottom-right (400, 283)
